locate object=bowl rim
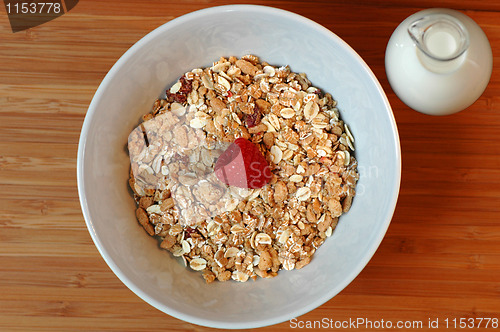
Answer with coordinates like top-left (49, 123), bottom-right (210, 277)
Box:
top-left (77, 4), bottom-right (401, 329)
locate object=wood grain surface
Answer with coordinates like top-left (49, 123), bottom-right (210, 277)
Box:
top-left (1, 0), bottom-right (499, 331)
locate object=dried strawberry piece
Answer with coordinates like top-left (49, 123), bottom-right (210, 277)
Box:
top-left (166, 76), bottom-right (192, 104)
top-left (178, 76), bottom-right (192, 94)
top-left (245, 104), bottom-right (261, 128)
top-left (184, 227), bottom-right (200, 239)
top-left (168, 93), bottom-right (187, 103)
top-left (214, 138), bottom-right (271, 189)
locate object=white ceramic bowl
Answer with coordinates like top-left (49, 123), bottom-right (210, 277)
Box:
top-left (77, 5), bottom-right (401, 329)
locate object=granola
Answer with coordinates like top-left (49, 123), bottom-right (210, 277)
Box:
top-left (127, 55), bottom-right (359, 283)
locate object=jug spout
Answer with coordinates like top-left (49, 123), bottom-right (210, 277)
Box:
top-left (408, 13), bottom-right (469, 73)
top-left (408, 14), bottom-right (469, 61)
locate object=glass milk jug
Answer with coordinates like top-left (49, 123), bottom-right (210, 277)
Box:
top-left (385, 8), bottom-right (492, 115)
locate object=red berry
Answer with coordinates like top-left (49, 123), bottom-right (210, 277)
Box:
top-left (214, 138), bottom-right (271, 189)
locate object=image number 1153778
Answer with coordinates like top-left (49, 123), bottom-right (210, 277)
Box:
top-left (4, 0), bottom-right (79, 32)
top-left (5, 2), bottom-right (62, 14)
